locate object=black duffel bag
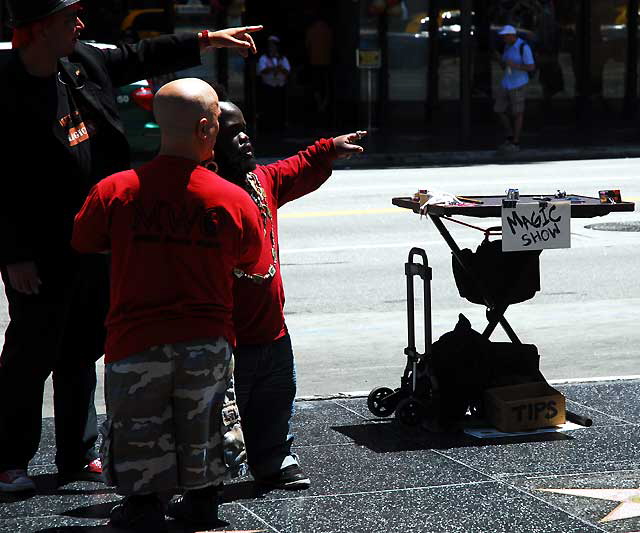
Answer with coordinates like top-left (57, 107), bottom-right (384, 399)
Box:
top-left (452, 238), bottom-right (541, 307)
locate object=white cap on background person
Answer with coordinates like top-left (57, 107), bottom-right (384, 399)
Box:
top-left (499, 25), bottom-right (517, 35)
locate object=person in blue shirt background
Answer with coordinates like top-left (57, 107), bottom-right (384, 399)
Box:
top-left (494, 25), bottom-right (535, 152)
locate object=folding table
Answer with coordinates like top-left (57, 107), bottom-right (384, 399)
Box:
top-left (392, 193), bottom-right (635, 343)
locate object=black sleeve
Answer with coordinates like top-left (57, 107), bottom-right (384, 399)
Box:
top-left (0, 209), bottom-right (36, 267)
top-left (0, 103), bottom-right (36, 265)
top-left (95, 33), bottom-right (202, 88)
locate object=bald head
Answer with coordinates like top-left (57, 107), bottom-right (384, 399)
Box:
top-left (154, 78), bottom-right (219, 138)
top-left (215, 100), bottom-right (257, 182)
top-left (220, 100), bottom-right (241, 116)
top-left (154, 78), bottom-right (220, 161)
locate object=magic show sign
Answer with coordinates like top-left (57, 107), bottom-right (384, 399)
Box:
top-left (501, 200), bottom-right (571, 252)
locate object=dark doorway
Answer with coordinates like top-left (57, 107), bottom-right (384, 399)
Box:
top-left (244, 0), bottom-right (358, 143)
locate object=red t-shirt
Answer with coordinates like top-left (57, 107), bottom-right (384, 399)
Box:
top-left (233, 138), bottom-right (337, 345)
top-left (72, 155), bottom-right (263, 362)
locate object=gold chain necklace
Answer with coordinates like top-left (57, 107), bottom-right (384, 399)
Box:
top-left (233, 172), bottom-right (278, 284)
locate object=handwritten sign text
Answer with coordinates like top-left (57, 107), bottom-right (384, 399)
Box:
top-left (502, 201), bottom-right (571, 251)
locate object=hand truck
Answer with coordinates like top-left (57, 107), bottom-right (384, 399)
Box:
top-left (367, 247), bottom-right (440, 426)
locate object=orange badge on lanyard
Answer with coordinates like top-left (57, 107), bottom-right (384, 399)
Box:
top-left (59, 111), bottom-right (90, 147)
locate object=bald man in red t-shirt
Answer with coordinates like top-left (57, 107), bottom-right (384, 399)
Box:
top-left (73, 79), bottom-right (262, 532)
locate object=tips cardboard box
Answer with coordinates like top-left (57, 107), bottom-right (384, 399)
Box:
top-left (484, 382), bottom-right (566, 432)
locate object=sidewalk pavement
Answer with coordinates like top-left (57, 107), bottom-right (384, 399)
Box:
top-left (1, 377), bottom-right (639, 532)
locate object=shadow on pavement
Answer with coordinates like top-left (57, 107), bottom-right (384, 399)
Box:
top-left (62, 501), bottom-right (116, 520)
top-left (222, 479), bottom-right (270, 503)
top-left (331, 421), bottom-right (573, 453)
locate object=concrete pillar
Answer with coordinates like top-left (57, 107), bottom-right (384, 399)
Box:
top-left (425, 0), bottom-right (439, 122)
top-left (460, 0), bottom-right (472, 144)
top-left (624, 0), bottom-right (638, 117)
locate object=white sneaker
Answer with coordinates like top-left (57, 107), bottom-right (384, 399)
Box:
top-left (0, 469), bottom-right (36, 492)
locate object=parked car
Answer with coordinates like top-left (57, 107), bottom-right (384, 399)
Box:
top-left (120, 8), bottom-right (171, 42)
top-left (0, 41), bottom-right (161, 155)
top-left (116, 77), bottom-right (162, 155)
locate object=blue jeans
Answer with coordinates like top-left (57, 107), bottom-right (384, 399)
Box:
top-left (233, 333), bottom-right (296, 478)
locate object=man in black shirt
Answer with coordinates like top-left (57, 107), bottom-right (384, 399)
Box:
top-left (0, 0), bottom-right (261, 496)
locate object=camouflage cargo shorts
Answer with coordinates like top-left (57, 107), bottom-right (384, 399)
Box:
top-left (100, 337), bottom-right (238, 495)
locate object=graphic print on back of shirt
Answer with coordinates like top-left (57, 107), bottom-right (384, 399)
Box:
top-left (131, 200), bottom-right (223, 249)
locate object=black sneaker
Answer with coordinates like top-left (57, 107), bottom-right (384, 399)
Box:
top-left (166, 484), bottom-right (222, 527)
top-left (257, 463), bottom-right (311, 490)
top-left (109, 494), bottom-right (168, 533)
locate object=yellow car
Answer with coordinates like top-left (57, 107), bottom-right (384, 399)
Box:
top-left (121, 8), bottom-right (169, 41)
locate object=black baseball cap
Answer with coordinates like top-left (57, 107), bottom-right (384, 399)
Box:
top-left (7, 0), bottom-right (83, 28)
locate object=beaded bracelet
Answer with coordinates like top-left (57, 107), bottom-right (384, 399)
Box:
top-left (199, 29), bottom-right (210, 47)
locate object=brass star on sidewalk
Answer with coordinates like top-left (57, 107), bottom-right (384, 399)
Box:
top-left (539, 487), bottom-right (640, 523)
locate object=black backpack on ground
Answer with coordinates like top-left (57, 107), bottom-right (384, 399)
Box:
top-left (426, 314), bottom-right (545, 423)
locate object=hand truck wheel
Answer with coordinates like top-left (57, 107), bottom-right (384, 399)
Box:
top-left (395, 397), bottom-right (426, 427)
top-left (367, 386), bottom-right (396, 417)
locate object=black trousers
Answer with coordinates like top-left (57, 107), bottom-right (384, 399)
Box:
top-left (0, 255), bottom-right (109, 472)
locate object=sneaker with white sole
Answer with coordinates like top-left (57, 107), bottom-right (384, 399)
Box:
top-left (58, 458), bottom-right (103, 485)
top-left (0, 469), bottom-right (36, 493)
top-left (256, 456), bottom-right (311, 490)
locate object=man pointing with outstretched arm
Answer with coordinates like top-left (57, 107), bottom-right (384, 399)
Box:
top-left (0, 0), bottom-right (261, 494)
top-left (213, 98), bottom-right (366, 490)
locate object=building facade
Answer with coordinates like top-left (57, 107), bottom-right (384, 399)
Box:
top-left (242, 0), bottom-right (640, 151)
top-left (3, 0), bottom-right (638, 152)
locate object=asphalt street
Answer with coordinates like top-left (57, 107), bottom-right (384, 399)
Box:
top-left (1, 157), bottom-right (639, 415)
